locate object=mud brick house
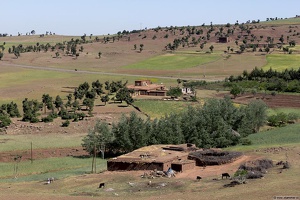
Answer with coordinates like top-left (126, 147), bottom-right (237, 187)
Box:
top-left (127, 80), bottom-right (168, 96)
top-left (107, 144), bottom-right (197, 172)
top-left (107, 144), bottom-right (243, 172)
top-left (218, 36), bottom-right (230, 43)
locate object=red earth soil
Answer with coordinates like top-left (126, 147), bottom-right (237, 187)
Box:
top-left (217, 92), bottom-right (300, 108)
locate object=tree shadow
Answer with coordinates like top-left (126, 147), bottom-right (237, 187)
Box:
top-left (118, 105), bottom-right (128, 108)
top-left (72, 155), bottom-right (91, 159)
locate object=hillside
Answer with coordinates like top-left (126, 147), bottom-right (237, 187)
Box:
top-left (0, 17), bottom-right (299, 81)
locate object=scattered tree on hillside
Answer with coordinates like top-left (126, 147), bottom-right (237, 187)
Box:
top-left (54, 95), bottom-right (63, 111)
top-left (82, 120), bottom-right (114, 173)
top-left (209, 45), bottom-right (214, 52)
top-left (115, 87), bottom-right (134, 105)
top-left (98, 51), bottom-right (102, 59)
top-left (139, 44), bottom-right (144, 52)
top-left (42, 94), bottom-right (54, 113)
top-left (230, 85), bottom-right (243, 98)
top-left (101, 95), bottom-right (110, 105)
top-left (22, 98), bottom-right (42, 123)
top-left (0, 52), bottom-right (3, 60)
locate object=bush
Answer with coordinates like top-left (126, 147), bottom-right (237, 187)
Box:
top-left (0, 114), bottom-right (11, 128)
top-left (234, 169), bottom-right (248, 177)
top-left (240, 138), bottom-right (252, 145)
top-left (62, 120), bottom-right (70, 127)
top-left (283, 161), bottom-right (290, 169)
top-left (49, 112), bottom-right (58, 119)
top-left (246, 170), bottom-right (263, 179)
top-left (41, 116), bottom-right (54, 123)
top-left (30, 117), bottom-right (39, 123)
top-left (239, 159), bottom-right (273, 172)
top-left (287, 112), bottom-right (299, 122)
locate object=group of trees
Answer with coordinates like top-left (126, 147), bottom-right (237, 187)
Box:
top-left (82, 97), bottom-right (268, 155)
top-left (0, 102), bottom-right (20, 128)
top-left (1, 79), bottom-right (134, 126)
top-left (226, 67), bottom-right (300, 93)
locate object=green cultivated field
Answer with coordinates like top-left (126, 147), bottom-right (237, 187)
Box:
top-left (227, 123), bottom-right (300, 151)
top-left (0, 157), bottom-right (106, 181)
top-left (123, 53), bottom-right (221, 70)
top-left (263, 54), bottom-right (300, 71)
top-left (267, 107), bottom-right (300, 116)
top-left (0, 133), bottom-right (84, 152)
top-left (261, 17), bottom-right (300, 25)
top-left (133, 100), bottom-right (197, 119)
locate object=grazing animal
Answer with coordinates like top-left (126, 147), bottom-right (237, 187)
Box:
top-left (99, 182), bottom-right (105, 188)
top-left (222, 173), bottom-right (231, 179)
top-left (196, 176), bottom-right (202, 181)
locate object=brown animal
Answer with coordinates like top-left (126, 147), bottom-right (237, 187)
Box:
top-left (196, 176), bottom-right (202, 181)
top-left (222, 173), bottom-right (231, 179)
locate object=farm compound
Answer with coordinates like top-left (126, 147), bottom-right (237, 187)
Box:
top-left (107, 144), bottom-right (243, 172)
top-left (127, 80), bottom-right (168, 96)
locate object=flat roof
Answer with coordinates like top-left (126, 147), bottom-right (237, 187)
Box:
top-left (108, 144), bottom-right (197, 163)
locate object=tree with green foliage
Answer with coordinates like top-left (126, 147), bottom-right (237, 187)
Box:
top-left (112, 112), bottom-right (149, 153)
top-left (42, 94), bottom-right (53, 113)
top-left (230, 85), bottom-right (243, 98)
top-left (140, 44), bottom-right (144, 52)
top-left (238, 100), bottom-right (267, 136)
top-left (0, 113), bottom-right (11, 128)
top-left (92, 80), bottom-right (103, 96)
top-left (167, 87), bottom-right (183, 98)
top-left (83, 98), bottom-right (95, 112)
top-left (101, 95), bottom-right (110, 105)
top-left (54, 95), bottom-right (63, 111)
top-left (65, 94), bottom-right (72, 109)
top-left (115, 87), bottom-right (134, 105)
top-left (72, 100), bottom-right (80, 113)
top-left (98, 51), bottom-right (102, 59)
top-left (209, 45), bottom-right (214, 52)
top-left (22, 98), bottom-right (42, 123)
top-left (82, 120), bottom-right (114, 173)
top-left (0, 52), bottom-right (3, 60)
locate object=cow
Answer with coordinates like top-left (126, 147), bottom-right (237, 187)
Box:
top-left (222, 173), bottom-right (231, 179)
top-left (99, 182), bottom-right (105, 188)
top-left (196, 176), bottom-right (202, 181)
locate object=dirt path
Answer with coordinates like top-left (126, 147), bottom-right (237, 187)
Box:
top-left (176, 155), bottom-right (256, 179)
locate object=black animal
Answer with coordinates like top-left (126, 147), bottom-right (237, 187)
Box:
top-left (222, 173), bottom-right (231, 179)
top-left (99, 182), bottom-right (105, 188)
top-left (196, 176), bottom-right (202, 181)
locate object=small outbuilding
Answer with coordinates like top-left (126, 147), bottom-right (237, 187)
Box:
top-left (218, 36), bottom-right (230, 43)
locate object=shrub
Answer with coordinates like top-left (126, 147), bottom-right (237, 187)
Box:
top-left (287, 112), bottom-right (299, 122)
top-left (283, 161), bottom-right (290, 169)
top-left (41, 116), bottom-right (54, 123)
top-left (0, 114), bottom-right (11, 127)
top-left (30, 117), bottom-right (39, 123)
top-left (234, 169), bottom-right (248, 177)
top-left (246, 170), bottom-right (263, 179)
top-left (239, 159), bottom-right (273, 173)
top-left (62, 120), bottom-right (70, 127)
top-left (49, 112), bottom-right (58, 119)
top-left (240, 138), bottom-right (252, 145)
